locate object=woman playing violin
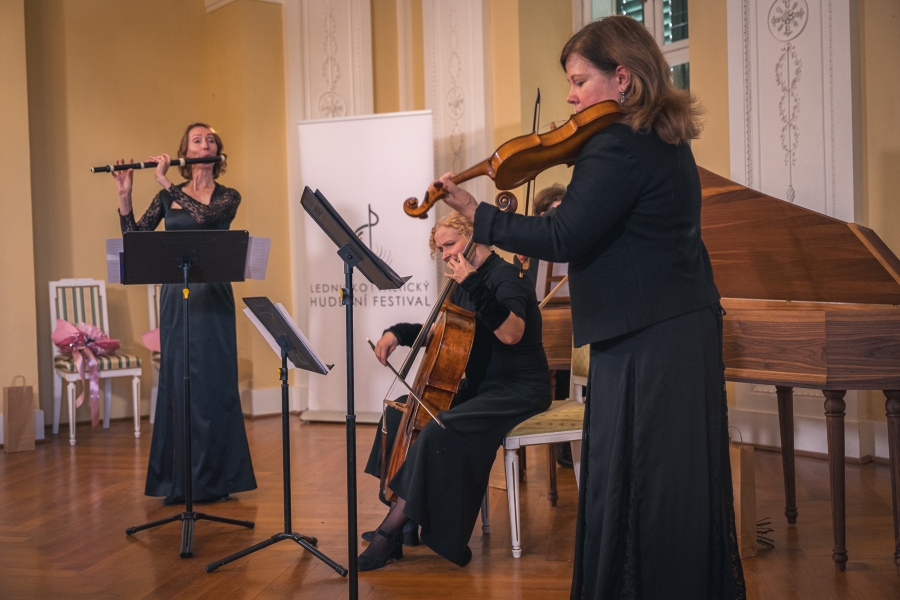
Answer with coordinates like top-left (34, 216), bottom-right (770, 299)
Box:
top-left (438, 16), bottom-right (746, 600)
top-left (360, 212), bottom-right (551, 570)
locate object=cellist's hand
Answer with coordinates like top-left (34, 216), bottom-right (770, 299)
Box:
top-left (374, 331), bottom-right (399, 366)
top-left (445, 252), bottom-right (477, 284)
top-left (437, 172), bottom-right (478, 222)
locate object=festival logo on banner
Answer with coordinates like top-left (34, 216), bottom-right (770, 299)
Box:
top-left (307, 204), bottom-right (433, 311)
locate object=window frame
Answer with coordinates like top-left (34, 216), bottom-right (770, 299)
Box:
top-left (587, 0), bottom-right (690, 76)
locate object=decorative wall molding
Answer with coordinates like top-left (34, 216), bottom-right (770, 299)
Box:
top-left (284, 0), bottom-right (373, 120)
top-left (281, 0), bottom-right (374, 410)
top-left (422, 0), bottom-right (492, 205)
top-left (206, 0), bottom-right (283, 13)
top-left (727, 0), bottom-right (860, 222)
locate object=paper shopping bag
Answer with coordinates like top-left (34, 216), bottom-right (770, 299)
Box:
top-left (3, 376), bottom-right (35, 453)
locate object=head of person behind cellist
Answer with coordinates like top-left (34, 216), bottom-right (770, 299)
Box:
top-left (360, 210), bottom-right (551, 570)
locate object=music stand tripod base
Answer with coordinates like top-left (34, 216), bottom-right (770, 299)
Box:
top-left (206, 310), bottom-right (347, 576)
top-left (126, 511), bottom-right (255, 559)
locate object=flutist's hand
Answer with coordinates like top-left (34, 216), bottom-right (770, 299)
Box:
top-left (150, 153), bottom-right (173, 189)
top-left (373, 332), bottom-right (399, 366)
top-left (113, 158), bottom-right (134, 216)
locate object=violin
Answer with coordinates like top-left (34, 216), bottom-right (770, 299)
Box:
top-left (403, 100), bottom-right (623, 218)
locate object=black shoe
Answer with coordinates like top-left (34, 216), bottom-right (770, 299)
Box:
top-left (362, 520), bottom-right (419, 546)
top-left (161, 496), bottom-right (184, 506)
top-left (556, 443), bottom-right (574, 469)
top-left (357, 528), bottom-right (404, 571)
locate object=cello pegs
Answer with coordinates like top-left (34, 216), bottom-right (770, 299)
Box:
top-left (495, 191), bottom-right (518, 213)
top-left (404, 196), bottom-right (427, 218)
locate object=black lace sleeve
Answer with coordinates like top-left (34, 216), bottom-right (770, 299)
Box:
top-left (119, 191), bottom-right (165, 233)
top-left (167, 185), bottom-right (241, 225)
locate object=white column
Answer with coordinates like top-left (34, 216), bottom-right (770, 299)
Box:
top-left (282, 0), bottom-right (374, 413)
top-left (422, 0), bottom-right (493, 207)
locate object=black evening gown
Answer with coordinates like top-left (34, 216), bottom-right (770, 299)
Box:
top-left (120, 183), bottom-right (257, 501)
top-left (365, 253), bottom-right (552, 566)
top-left (573, 304), bottom-right (739, 598)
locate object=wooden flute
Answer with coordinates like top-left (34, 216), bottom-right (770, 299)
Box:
top-left (90, 155), bottom-right (225, 173)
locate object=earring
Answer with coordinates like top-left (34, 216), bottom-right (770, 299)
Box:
top-left (619, 91), bottom-right (626, 105)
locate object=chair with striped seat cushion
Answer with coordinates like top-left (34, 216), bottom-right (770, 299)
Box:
top-left (50, 279), bottom-right (143, 445)
top-left (147, 284), bottom-right (162, 424)
top-left (501, 342), bottom-right (588, 558)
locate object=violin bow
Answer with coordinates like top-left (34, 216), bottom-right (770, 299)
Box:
top-left (520, 88), bottom-right (541, 278)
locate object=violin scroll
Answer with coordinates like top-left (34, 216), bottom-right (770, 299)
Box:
top-left (494, 191), bottom-right (518, 213)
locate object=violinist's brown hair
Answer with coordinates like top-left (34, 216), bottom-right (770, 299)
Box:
top-left (560, 15), bottom-right (702, 145)
top-left (177, 123), bottom-right (227, 179)
top-left (429, 212), bottom-right (474, 258)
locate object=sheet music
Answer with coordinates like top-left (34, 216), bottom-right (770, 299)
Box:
top-left (106, 238), bottom-right (123, 284)
top-left (243, 303), bottom-right (330, 373)
top-left (244, 236), bottom-right (271, 280)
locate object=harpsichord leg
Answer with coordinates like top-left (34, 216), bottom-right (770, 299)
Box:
top-left (884, 390), bottom-right (900, 573)
top-left (776, 386), bottom-right (798, 524)
top-left (824, 389), bottom-right (848, 571)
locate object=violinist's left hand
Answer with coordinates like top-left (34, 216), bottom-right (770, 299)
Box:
top-left (437, 172), bottom-right (478, 222)
top-left (445, 252), bottom-right (477, 283)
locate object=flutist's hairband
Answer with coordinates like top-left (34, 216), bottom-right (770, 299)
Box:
top-left (91, 155), bottom-right (226, 173)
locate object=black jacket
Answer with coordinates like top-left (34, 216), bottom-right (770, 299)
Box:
top-left (473, 122), bottom-right (719, 346)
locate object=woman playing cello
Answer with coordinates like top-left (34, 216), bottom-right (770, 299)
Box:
top-left (360, 212), bottom-right (551, 570)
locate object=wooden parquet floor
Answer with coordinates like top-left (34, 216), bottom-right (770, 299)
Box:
top-left (0, 417), bottom-right (898, 599)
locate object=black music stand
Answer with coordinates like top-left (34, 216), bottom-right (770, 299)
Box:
top-left (300, 187), bottom-right (408, 599)
top-left (122, 230), bottom-right (256, 558)
top-left (206, 297), bottom-right (347, 575)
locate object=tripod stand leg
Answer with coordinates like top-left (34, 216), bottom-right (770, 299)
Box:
top-left (126, 513), bottom-right (182, 535)
top-left (181, 514), bottom-right (196, 558)
top-left (196, 512), bottom-right (256, 529)
top-left (206, 535), bottom-right (281, 572)
top-left (291, 534), bottom-right (349, 575)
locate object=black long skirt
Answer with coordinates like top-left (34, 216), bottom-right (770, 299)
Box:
top-left (571, 304), bottom-right (746, 599)
top-left (366, 377), bottom-right (551, 565)
top-left (145, 282), bottom-right (257, 500)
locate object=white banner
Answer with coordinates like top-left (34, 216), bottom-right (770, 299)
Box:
top-left (298, 111), bottom-right (437, 420)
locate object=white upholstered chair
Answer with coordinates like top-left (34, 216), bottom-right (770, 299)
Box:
top-left (501, 342), bottom-right (589, 557)
top-left (50, 279), bottom-right (142, 445)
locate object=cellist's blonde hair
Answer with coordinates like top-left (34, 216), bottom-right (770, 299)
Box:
top-left (428, 213), bottom-right (473, 259)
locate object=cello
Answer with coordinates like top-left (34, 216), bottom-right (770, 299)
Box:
top-left (379, 204), bottom-right (520, 500)
top-left (379, 234), bottom-right (480, 502)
